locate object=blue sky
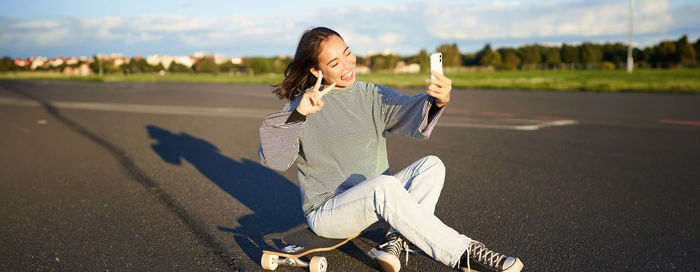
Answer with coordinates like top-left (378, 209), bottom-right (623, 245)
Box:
top-left (1, 0), bottom-right (699, 58)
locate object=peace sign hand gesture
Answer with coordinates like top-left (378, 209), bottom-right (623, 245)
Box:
top-left (296, 70), bottom-right (336, 116)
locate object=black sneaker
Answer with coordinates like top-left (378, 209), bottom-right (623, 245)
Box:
top-left (460, 240), bottom-right (523, 272)
top-left (367, 232), bottom-right (410, 272)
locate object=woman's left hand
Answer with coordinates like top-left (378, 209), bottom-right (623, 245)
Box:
top-left (426, 70), bottom-right (452, 108)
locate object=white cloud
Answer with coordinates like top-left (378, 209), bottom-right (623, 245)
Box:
top-left (492, 1), bottom-right (520, 9)
top-left (377, 33), bottom-right (406, 45)
top-left (12, 20), bottom-right (62, 30)
top-left (336, 29), bottom-right (375, 49)
top-left (638, 0), bottom-right (668, 15)
top-left (1, 18), bottom-right (73, 47)
top-left (427, 0), bottom-right (674, 40)
top-left (138, 32), bottom-right (164, 42)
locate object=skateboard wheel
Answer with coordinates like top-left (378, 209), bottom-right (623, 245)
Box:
top-left (309, 256), bottom-right (327, 272)
top-left (261, 253), bottom-right (279, 270)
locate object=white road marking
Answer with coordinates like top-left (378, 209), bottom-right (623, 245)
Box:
top-left (0, 97), bottom-right (274, 118)
top-left (0, 96), bottom-right (578, 131)
top-left (0, 97), bottom-right (36, 106)
top-left (439, 120), bottom-right (578, 130)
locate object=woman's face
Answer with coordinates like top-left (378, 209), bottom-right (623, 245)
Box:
top-left (313, 35), bottom-right (357, 88)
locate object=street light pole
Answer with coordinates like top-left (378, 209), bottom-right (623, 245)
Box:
top-left (627, 0), bottom-right (635, 73)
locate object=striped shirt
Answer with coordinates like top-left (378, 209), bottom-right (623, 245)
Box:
top-left (258, 80), bottom-right (445, 216)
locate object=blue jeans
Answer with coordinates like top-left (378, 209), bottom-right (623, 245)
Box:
top-left (306, 155), bottom-right (470, 268)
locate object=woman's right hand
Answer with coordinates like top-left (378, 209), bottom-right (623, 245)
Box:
top-left (296, 70), bottom-right (336, 116)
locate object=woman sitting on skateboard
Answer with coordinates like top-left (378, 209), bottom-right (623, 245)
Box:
top-left (258, 27), bottom-right (523, 272)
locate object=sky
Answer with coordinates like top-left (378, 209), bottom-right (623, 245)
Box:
top-left (1, 0), bottom-right (699, 58)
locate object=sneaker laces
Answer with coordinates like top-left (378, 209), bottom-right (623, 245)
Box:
top-left (466, 241), bottom-right (507, 270)
top-left (376, 232), bottom-right (414, 265)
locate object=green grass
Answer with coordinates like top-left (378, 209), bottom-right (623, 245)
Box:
top-left (358, 69), bottom-right (700, 94)
top-left (2, 69), bottom-right (699, 93)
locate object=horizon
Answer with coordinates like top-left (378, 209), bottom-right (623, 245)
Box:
top-left (7, 33), bottom-right (698, 61)
top-left (2, 0), bottom-right (699, 59)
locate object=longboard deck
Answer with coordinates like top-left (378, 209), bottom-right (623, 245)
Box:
top-left (262, 228), bottom-right (361, 259)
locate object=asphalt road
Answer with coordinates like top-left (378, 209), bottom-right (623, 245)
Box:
top-left (0, 79), bottom-right (698, 271)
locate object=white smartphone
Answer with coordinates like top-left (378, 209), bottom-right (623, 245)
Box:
top-left (430, 53), bottom-right (443, 86)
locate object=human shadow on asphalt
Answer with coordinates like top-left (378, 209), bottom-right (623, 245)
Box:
top-left (146, 125), bottom-right (306, 264)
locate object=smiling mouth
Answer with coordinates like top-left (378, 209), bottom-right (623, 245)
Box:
top-left (341, 70), bottom-right (354, 81)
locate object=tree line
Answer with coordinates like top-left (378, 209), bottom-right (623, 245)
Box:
top-left (1, 35), bottom-right (697, 74)
top-left (116, 56), bottom-right (292, 75)
top-left (0, 55), bottom-right (292, 75)
top-left (364, 35), bottom-right (699, 71)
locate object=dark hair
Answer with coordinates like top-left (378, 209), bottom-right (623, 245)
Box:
top-left (273, 27), bottom-right (342, 100)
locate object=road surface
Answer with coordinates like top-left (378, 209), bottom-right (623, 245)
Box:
top-left (1, 79), bottom-right (698, 271)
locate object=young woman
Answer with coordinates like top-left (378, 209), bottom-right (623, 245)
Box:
top-left (258, 27), bottom-right (523, 272)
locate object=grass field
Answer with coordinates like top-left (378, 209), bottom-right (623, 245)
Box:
top-left (360, 69), bottom-right (700, 93)
top-left (2, 69), bottom-right (699, 94)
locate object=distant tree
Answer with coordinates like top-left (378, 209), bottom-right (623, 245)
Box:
top-left (89, 55), bottom-right (100, 73)
top-left (695, 38), bottom-right (700, 62)
top-left (615, 43), bottom-right (629, 64)
top-left (462, 53), bottom-right (478, 66)
top-left (601, 44), bottom-right (615, 64)
top-left (678, 43), bottom-right (696, 67)
top-left (561, 43), bottom-right (580, 67)
top-left (169, 62), bottom-right (192, 73)
top-left (519, 45), bottom-right (542, 69)
top-left (194, 58), bottom-right (219, 74)
top-left (655, 41), bottom-right (677, 68)
top-left (384, 54), bottom-right (401, 70)
top-left (543, 46), bottom-right (562, 68)
top-left (601, 43), bottom-right (627, 66)
top-left (477, 44), bottom-right (501, 67)
top-left (370, 54), bottom-right (401, 71)
top-left (218, 61), bottom-right (240, 73)
top-left (121, 57), bottom-right (157, 73)
top-left (246, 57), bottom-right (273, 74)
top-left (676, 35), bottom-right (697, 67)
top-left (370, 55), bottom-right (386, 71)
top-left (580, 42), bottom-right (603, 68)
top-left (498, 48), bottom-right (521, 70)
top-left (0, 57), bottom-right (17, 72)
top-left (408, 34), bottom-right (695, 70)
top-left (417, 49), bottom-right (429, 72)
top-left (642, 47), bottom-right (657, 67)
top-left (271, 56), bottom-right (292, 73)
top-left (404, 50), bottom-right (429, 71)
top-left (121, 58), bottom-right (132, 73)
top-left (436, 43), bottom-right (462, 67)
top-left (404, 54), bottom-right (417, 64)
top-left (632, 48), bottom-right (643, 66)
top-left (89, 55), bottom-right (122, 74)
top-left (134, 58), bottom-right (152, 72)
top-left (355, 55), bottom-right (369, 66)
top-left (152, 63), bottom-right (165, 72)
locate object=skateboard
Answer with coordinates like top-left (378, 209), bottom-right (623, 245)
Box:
top-left (260, 227), bottom-right (362, 272)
